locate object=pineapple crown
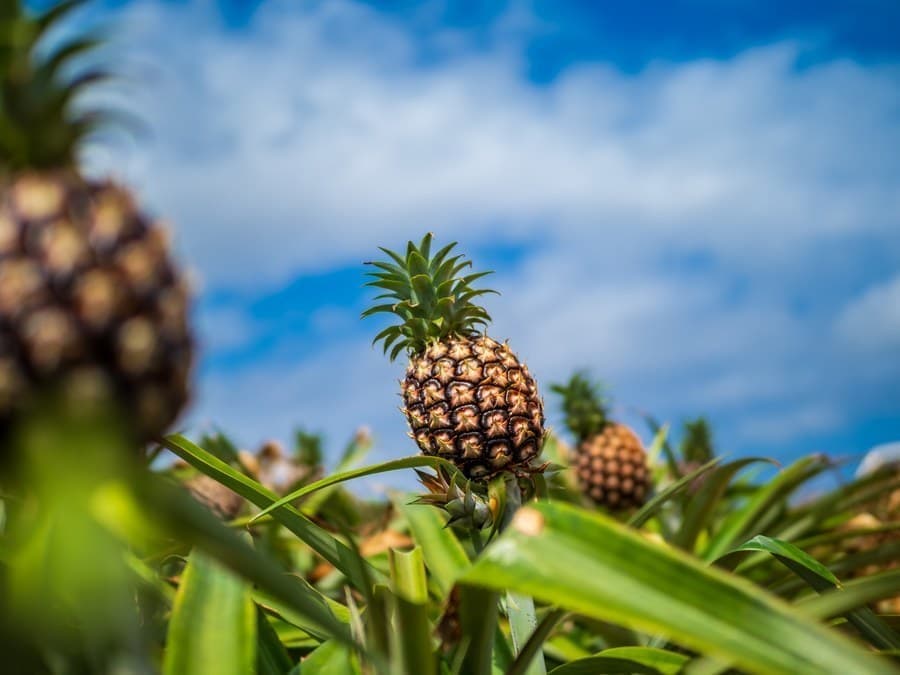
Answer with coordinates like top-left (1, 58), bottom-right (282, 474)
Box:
top-left (0, 0), bottom-right (114, 172)
top-left (680, 417), bottom-right (714, 464)
top-left (363, 233), bottom-right (497, 361)
top-left (550, 371), bottom-right (611, 442)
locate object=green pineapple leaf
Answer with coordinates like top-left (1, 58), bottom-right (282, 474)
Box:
top-left (363, 234), bottom-right (496, 359)
top-left (550, 371), bottom-right (610, 442)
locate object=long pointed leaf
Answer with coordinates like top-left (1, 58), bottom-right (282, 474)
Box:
top-left (252, 456), bottom-right (460, 522)
top-left (731, 535), bottom-right (900, 650)
top-left (462, 501), bottom-right (895, 675)
top-left (162, 434), bottom-right (381, 591)
top-left (397, 497), bottom-right (470, 596)
top-left (163, 550), bottom-right (256, 675)
top-left (627, 458), bottom-right (721, 528)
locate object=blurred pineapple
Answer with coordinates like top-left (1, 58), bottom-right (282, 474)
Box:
top-left (0, 0), bottom-right (193, 448)
top-left (552, 373), bottom-right (650, 510)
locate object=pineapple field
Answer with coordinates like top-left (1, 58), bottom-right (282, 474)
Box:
top-left (1, 1), bottom-right (899, 674)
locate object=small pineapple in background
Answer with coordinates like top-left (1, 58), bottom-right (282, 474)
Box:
top-left (363, 234), bottom-right (545, 480)
top-left (552, 372), bottom-right (650, 510)
top-left (0, 0), bottom-right (193, 446)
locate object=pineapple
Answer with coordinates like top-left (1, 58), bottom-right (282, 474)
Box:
top-left (0, 1), bottom-right (192, 443)
top-left (363, 234), bottom-right (544, 480)
top-left (552, 373), bottom-right (650, 510)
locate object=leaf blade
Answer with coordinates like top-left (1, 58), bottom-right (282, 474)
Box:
top-left (462, 501), bottom-right (895, 675)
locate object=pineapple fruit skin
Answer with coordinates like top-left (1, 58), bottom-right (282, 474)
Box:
top-left (0, 172), bottom-right (193, 441)
top-left (574, 423), bottom-right (650, 509)
top-left (402, 335), bottom-right (544, 480)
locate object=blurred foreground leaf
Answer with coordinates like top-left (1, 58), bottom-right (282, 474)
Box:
top-left (549, 646), bottom-right (688, 674)
top-left (731, 535), bottom-right (900, 650)
top-left (163, 549), bottom-right (256, 675)
top-left (461, 501), bottom-right (895, 675)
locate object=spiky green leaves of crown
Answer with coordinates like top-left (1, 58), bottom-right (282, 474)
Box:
top-left (363, 233), bottom-right (497, 360)
top-left (680, 417), bottom-right (714, 464)
top-left (551, 372), bottom-right (611, 442)
top-left (412, 466), bottom-right (496, 530)
top-left (0, 0), bottom-right (115, 171)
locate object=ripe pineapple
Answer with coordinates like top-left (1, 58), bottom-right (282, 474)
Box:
top-left (0, 1), bottom-right (192, 444)
top-left (363, 234), bottom-right (544, 480)
top-left (552, 373), bottom-right (650, 510)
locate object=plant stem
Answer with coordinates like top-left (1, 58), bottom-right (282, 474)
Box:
top-left (501, 477), bottom-right (547, 675)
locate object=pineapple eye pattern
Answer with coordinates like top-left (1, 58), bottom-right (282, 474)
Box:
top-left (402, 335), bottom-right (543, 479)
top-left (0, 176), bottom-right (193, 442)
top-left (0, 0), bottom-right (194, 445)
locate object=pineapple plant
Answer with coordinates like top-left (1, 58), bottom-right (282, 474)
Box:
top-left (552, 372), bottom-right (650, 510)
top-left (679, 417), bottom-right (714, 466)
top-left (0, 0), bottom-right (193, 446)
top-left (678, 416), bottom-right (715, 489)
top-left (363, 234), bottom-right (545, 480)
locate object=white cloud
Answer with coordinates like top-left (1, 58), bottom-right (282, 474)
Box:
top-left (80, 0), bottom-right (900, 459)
top-left (837, 274), bottom-right (900, 352)
top-left (94, 0), bottom-right (900, 291)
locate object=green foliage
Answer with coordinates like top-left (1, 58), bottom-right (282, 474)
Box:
top-left (0, 0), bottom-right (121, 170)
top-left (550, 371), bottom-right (610, 441)
top-left (163, 550), bottom-right (256, 675)
top-left (5, 405), bottom-right (900, 675)
top-left (462, 500), bottom-right (896, 675)
top-left (680, 417), bottom-right (715, 464)
top-left (294, 428), bottom-right (324, 467)
top-left (362, 233), bottom-right (497, 359)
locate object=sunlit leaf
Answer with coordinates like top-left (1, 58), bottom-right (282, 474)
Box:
top-left (462, 501), bottom-right (894, 675)
top-left (163, 550), bottom-right (256, 675)
top-left (397, 497), bottom-right (470, 596)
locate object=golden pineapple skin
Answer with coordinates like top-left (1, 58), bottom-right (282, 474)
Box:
top-left (402, 335), bottom-right (544, 480)
top-left (575, 423), bottom-right (649, 509)
top-left (0, 172), bottom-right (193, 440)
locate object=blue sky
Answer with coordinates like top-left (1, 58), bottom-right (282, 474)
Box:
top-left (75, 0), bottom-right (900, 480)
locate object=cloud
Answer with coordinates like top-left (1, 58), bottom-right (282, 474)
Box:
top-left (98, 0), bottom-right (900, 290)
top-left (837, 274), bottom-right (900, 353)
top-left (83, 0), bottom-right (900, 461)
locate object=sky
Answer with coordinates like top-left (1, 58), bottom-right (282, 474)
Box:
top-left (68, 0), bottom-right (900, 480)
